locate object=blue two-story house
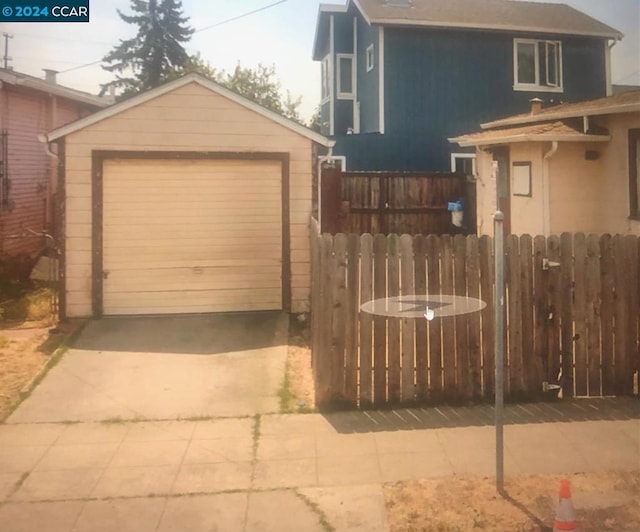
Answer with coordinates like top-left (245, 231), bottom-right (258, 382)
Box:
top-left (313, 0), bottom-right (622, 172)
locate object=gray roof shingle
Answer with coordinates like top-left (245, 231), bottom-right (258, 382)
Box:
top-left (354, 0), bottom-right (622, 39)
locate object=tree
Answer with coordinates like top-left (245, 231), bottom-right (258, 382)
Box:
top-left (101, 0), bottom-right (193, 97)
top-left (167, 52), bottom-right (220, 82)
top-left (308, 106), bottom-right (322, 132)
top-left (221, 63), bottom-right (302, 124)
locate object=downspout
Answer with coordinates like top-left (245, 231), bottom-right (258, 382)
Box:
top-left (38, 133), bottom-right (58, 161)
top-left (605, 39), bottom-right (617, 96)
top-left (542, 141), bottom-right (559, 236)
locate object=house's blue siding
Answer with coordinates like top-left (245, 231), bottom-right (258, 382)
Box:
top-left (335, 99), bottom-right (353, 135)
top-left (334, 14), bottom-right (353, 53)
top-left (356, 15), bottom-right (379, 133)
top-left (331, 24), bottom-right (607, 171)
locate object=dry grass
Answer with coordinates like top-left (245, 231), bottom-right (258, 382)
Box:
top-left (385, 472), bottom-right (640, 531)
top-left (0, 285), bottom-right (56, 326)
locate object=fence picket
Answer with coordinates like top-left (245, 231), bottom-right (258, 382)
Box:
top-left (373, 234), bottom-right (388, 404)
top-left (507, 235), bottom-right (523, 395)
top-left (414, 235), bottom-right (429, 400)
top-left (586, 234), bottom-right (602, 396)
top-left (519, 234), bottom-right (534, 394)
top-left (599, 234), bottom-right (615, 395)
top-left (316, 234), bottom-right (335, 404)
top-left (532, 235), bottom-right (547, 389)
top-left (560, 233), bottom-right (574, 397)
top-left (573, 233), bottom-right (588, 396)
top-left (466, 235), bottom-right (482, 399)
top-left (400, 234), bottom-right (416, 401)
top-left (345, 234), bottom-right (360, 404)
top-left (426, 234), bottom-right (443, 399)
top-left (479, 235), bottom-right (494, 397)
top-left (331, 234), bottom-right (348, 400)
top-left (612, 235), bottom-right (628, 395)
top-left (387, 234), bottom-right (402, 402)
top-left (440, 236), bottom-right (456, 394)
top-left (359, 234), bottom-right (374, 406)
top-left (547, 236), bottom-right (562, 385)
top-left (454, 234), bottom-right (470, 399)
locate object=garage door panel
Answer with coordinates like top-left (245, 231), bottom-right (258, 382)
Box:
top-left (103, 159), bottom-right (283, 315)
top-left (104, 224), bottom-right (281, 239)
top-left (104, 239), bottom-right (282, 256)
top-left (105, 269), bottom-right (281, 292)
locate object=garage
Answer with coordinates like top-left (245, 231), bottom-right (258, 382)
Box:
top-left (103, 158), bottom-right (283, 315)
top-left (42, 74), bottom-right (333, 318)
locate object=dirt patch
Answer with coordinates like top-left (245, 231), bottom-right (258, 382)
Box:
top-left (384, 472), bottom-right (640, 531)
top-left (282, 313), bottom-right (315, 412)
top-left (0, 327), bottom-right (55, 420)
top-left (0, 285), bottom-right (81, 421)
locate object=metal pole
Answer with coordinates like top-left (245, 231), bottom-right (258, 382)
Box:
top-left (2, 33), bottom-right (13, 69)
top-left (494, 210), bottom-right (505, 493)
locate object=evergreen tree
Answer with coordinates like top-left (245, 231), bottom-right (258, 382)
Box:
top-left (101, 0), bottom-right (193, 97)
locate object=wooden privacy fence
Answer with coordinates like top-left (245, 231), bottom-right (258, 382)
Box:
top-left (310, 222), bottom-right (640, 407)
top-left (320, 167), bottom-right (476, 235)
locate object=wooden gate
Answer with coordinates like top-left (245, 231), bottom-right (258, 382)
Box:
top-left (310, 223), bottom-right (640, 407)
top-left (320, 167), bottom-right (475, 235)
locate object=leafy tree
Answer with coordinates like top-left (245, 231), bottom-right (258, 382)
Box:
top-left (167, 52), bottom-right (220, 82)
top-left (308, 106), bottom-right (322, 132)
top-left (101, 0), bottom-right (193, 96)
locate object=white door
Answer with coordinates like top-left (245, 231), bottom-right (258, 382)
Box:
top-left (102, 159), bottom-right (282, 315)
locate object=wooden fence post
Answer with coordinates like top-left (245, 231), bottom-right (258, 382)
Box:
top-left (320, 166), bottom-right (343, 234)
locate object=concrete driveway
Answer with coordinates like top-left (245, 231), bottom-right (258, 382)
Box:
top-left (7, 312), bottom-right (288, 424)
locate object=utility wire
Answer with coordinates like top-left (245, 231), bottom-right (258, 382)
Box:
top-left (53, 0), bottom-right (289, 76)
top-left (58, 60), bottom-right (103, 74)
top-left (194, 0), bottom-right (288, 33)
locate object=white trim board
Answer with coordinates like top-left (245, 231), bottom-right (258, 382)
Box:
top-left (451, 153), bottom-right (477, 174)
top-left (378, 26), bottom-right (385, 135)
top-left (45, 73), bottom-right (334, 147)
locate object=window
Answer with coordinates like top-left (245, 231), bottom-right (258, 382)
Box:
top-left (630, 129), bottom-right (640, 218)
top-left (0, 130), bottom-right (8, 209)
top-left (321, 55), bottom-right (331, 102)
top-left (512, 162), bottom-right (532, 197)
top-left (337, 54), bottom-right (354, 99)
top-left (366, 44), bottom-right (375, 72)
top-left (514, 39), bottom-right (563, 91)
top-left (451, 153), bottom-right (476, 175)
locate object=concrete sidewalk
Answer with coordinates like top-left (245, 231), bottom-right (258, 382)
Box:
top-left (0, 400), bottom-right (638, 531)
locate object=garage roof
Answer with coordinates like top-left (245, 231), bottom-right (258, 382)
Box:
top-left (43, 73), bottom-right (335, 148)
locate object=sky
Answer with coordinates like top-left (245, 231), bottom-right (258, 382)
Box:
top-left (2, 0), bottom-right (639, 120)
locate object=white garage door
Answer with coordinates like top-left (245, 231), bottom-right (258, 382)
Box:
top-left (102, 159), bottom-right (283, 315)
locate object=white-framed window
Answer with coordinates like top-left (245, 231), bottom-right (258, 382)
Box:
top-left (514, 38), bottom-right (563, 92)
top-left (366, 44), bottom-right (375, 72)
top-left (321, 55), bottom-right (332, 102)
top-left (451, 153), bottom-right (476, 175)
top-left (337, 53), bottom-right (355, 99)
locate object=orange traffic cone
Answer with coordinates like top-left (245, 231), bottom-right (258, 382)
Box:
top-left (553, 479), bottom-right (578, 531)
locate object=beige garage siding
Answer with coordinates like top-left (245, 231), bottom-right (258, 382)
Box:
top-left (102, 159), bottom-right (282, 315)
top-left (63, 81), bottom-right (315, 317)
